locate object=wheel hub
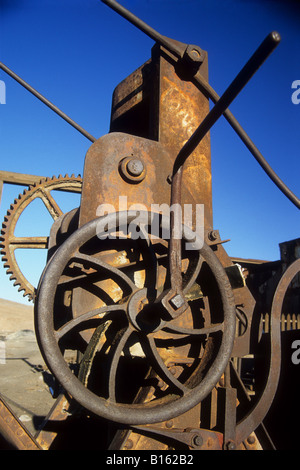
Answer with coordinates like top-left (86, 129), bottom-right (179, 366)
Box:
top-left (127, 288), bottom-right (166, 333)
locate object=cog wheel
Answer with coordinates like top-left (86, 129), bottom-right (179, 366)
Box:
top-left (0, 174), bottom-right (82, 302)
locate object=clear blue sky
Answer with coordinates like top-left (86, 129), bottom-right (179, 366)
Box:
top-left (0, 0), bottom-right (299, 304)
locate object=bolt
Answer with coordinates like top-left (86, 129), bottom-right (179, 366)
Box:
top-left (185, 45), bottom-right (204, 65)
top-left (190, 49), bottom-right (201, 59)
top-left (126, 158), bottom-right (144, 177)
top-left (192, 434), bottom-right (203, 448)
top-left (208, 230), bottom-right (219, 241)
top-left (124, 439), bottom-right (133, 450)
top-left (226, 440), bottom-right (236, 450)
top-left (247, 435), bottom-right (256, 445)
top-left (165, 420), bottom-right (173, 429)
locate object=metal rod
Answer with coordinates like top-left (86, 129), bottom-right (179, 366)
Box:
top-left (0, 62), bottom-right (97, 143)
top-left (169, 31), bottom-right (281, 291)
top-left (101, 0), bottom-right (299, 209)
top-left (101, 0), bottom-right (183, 58)
top-left (173, 32), bottom-right (281, 174)
top-left (194, 74), bottom-right (300, 210)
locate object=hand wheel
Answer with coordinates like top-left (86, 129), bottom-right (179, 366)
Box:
top-left (35, 210), bottom-right (236, 425)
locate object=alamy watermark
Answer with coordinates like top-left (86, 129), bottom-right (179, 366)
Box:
top-left (96, 196), bottom-right (204, 250)
top-left (291, 80), bottom-right (300, 105)
top-left (291, 339), bottom-right (300, 365)
top-left (0, 340), bottom-right (6, 365)
top-left (0, 80), bottom-right (6, 104)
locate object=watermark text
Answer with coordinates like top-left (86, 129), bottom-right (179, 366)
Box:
top-left (291, 339), bottom-right (300, 365)
top-left (291, 80), bottom-right (300, 105)
top-left (0, 80), bottom-right (6, 104)
top-left (96, 197), bottom-right (204, 250)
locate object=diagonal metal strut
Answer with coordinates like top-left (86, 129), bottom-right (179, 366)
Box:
top-left (0, 61), bottom-right (96, 143)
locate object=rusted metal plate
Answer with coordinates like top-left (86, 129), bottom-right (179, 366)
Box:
top-left (110, 45), bottom-right (213, 230)
top-left (152, 45), bottom-right (213, 230)
top-left (79, 132), bottom-right (172, 226)
top-left (0, 395), bottom-right (41, 450)
top-left (35, 394), bottom-right (71, 450)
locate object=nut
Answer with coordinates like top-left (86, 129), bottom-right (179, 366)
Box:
top-left (169, 294), bottom-right (185, 310)
top-left (184, 45), bottom-right (204, 65)
top-left (119, 157), bottom-right (146, 183)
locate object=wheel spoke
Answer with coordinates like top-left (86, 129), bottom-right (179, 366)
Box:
top-left (55, 304), bottom-right (125, 340)
top-left (40, 189), bottom-right (63, 220)
top-left (9, 236), bottom-right (48, 249)
top-left (78, 320), bottom-right (112, 387)
top-left (108, 326), bottom-right (133, 403)
top-left (73, 252), bottom-right (137, 292)
top-left (182, 253), bottom-right (203, 294)
top-left (142, 335), bottom-right (189, 395)
top-left (135, 227), bottom-right (159, 290)
top-left (162, 322), bottom-right (224, 336)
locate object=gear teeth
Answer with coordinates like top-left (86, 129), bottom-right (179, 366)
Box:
top-left (0, 173), bottom-right (82, 301)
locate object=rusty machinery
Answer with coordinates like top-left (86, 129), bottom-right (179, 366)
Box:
top-left (0, 0), bottom-right (299, 451)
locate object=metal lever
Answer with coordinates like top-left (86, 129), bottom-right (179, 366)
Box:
top-left (168, 31), bottom-right (281, 309)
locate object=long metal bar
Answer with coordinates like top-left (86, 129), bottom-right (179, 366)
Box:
top-left (0, 62), bottom-right (96, 143)
top-left (0, 170), bottom-right (81, 192)
top-left (0, 170), bottom-right (45, 187)
top-left (169, 31), bottom-right (281, 293)
top-left (101, 0), bottom-right (183, 58)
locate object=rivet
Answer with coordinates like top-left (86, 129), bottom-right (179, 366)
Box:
top-left (126, 158), bottom-right (144, 177)
top-left (192, 435), bottom-right (203, 447)
top-left (247, 435), bottom-right (256, 445)
top-left (124, 439), bottom-right (133, 449)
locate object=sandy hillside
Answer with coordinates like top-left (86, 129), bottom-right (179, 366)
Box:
top-left (0, 298), bottom-right (34, 335)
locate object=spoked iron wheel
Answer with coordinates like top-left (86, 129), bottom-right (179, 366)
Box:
top-left (35, 211), bottom-right (236, 425)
